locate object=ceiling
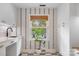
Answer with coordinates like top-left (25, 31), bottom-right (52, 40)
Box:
top-left (12, 3), bottom-right (61, 8)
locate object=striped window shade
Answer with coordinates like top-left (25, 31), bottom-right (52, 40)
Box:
top-left (30, 16), bottom-right (48, 20)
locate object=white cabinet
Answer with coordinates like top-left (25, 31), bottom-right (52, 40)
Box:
top-left (0, 41), bottom-right (7, 56)
top-left (0, 37), bottom-right (22, 56)
top-left (0, 44), bottom-right (6, 56)
top-left (17, 37), bottom-right (22, 56)
top-left (6, 37), bottom-right (22, 56)
top-left (6, 42), bottom-right (17, 56)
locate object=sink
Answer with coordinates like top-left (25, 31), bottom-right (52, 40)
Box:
top-left (9, 36), bottom-right (17, 38)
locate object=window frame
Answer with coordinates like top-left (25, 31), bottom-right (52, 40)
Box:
top-left (28, 14), bottom-right (49, 41)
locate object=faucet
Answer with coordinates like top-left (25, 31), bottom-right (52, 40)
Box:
top-left (6, 27), bottom-right (13, 37)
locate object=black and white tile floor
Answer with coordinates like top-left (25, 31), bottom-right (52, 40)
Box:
top-left (21, 52), bottom-right (61, 56)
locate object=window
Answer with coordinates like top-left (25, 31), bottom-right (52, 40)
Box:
top-left (30, 16), bottom-right (48, 40)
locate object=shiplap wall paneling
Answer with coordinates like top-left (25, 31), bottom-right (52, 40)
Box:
top-left (44, 8), bottom-right (48, 15)
top-left (16, 8), bottom-right (20, 36)
top-left (47, 8), bottom-right (53, 49)
top-left (30, 8), bottom-right (35, 49)
top-left (25, 8), bottom-right (27, 49)
top-left (26, 8), bottom-right (31, 49)
top-left (17, 8), bottom-right (57, 51)
top-left (40, 8), bottom-right (44, 14)
top-left (36, 8), bottom-right (39, 14)
top-left (53, 8), bottom-right (58, 51)
top-left (31, 8), bottom-right (34, 14)
top-left (49, 8), bottom-right (54, 49)
top-left (21, 8), bottom-right (26, 49)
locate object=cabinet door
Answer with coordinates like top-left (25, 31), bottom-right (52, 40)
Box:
top-left (17, 38), bottom-right (22, 56)
top-left (0, 45), bottom-right (6, 56)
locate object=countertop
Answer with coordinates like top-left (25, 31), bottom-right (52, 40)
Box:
top-left (0, 37), bottom-right (8, 43)
top-left (0, 36), bottom-right (19, 44)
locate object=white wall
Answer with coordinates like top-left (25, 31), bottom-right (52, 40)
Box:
top-left (57, 4), bottom-right (70, 56)
top-left (0, 3), bottom-right (17, 37)
top-left (0, 3), bottom-right (17, 26)
top-left (70, 3), bottom-right (79, 47)
top-left (70, 17), bottom-right (79, 47)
